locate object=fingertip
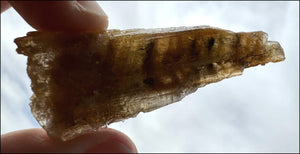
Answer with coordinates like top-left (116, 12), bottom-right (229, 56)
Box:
top-left (1, 1), bottom-right (11, 13)
top-left (94, 128), bottom-right (138, 153)
top-left (1, 128), bottom-right (137, 153)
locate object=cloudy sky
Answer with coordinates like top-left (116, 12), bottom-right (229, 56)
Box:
top-left (1, 1), bottom-right (299, 153)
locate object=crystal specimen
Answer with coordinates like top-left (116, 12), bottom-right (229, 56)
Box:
top-left (14, 26), bottom-right (285, 141)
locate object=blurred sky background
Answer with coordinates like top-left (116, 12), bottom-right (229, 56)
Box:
top-left (1, 1), bottom-right (299, 153)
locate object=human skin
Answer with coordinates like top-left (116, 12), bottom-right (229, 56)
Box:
top-left (1, 1), bottom-right (108, 32)
top-left (1, 1), bottom-right (138, 153)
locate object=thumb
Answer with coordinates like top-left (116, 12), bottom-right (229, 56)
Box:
top-left (1, 128), bottom-right (137, 153)
top-left (1, 1), bottom-right (11, 13)
top-left (9, 1), bottom-right (108, 32)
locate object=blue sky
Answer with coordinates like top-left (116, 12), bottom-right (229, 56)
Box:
top-left (1, 1), bottom-right (299, 152)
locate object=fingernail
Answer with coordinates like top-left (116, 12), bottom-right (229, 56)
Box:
top-left (85, 140), bottom-right (132, 153)
top-left (76, 1), bottom-right (107, 17)
top-left (73, 1), bottom-right (108, 32)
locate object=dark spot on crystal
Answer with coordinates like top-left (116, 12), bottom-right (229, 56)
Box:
top-left (208, 63), bottom-right (214, 69)
top-left (143, 77), bottom-right (154, 85)
top-left (208, 38), bottom-right (215, 51)
top-left (145, 41), bottom-right (154, 58)
top-left (191, 39), bottom-right (196, 49)
top-left (143, 41), bottom-right (155, 84)
top-left (189, 39), bottom-right (199, 57)
top-left (206, 63), bottom-right (216, 74)
top-left (143, 41), bottom-right (154, 70)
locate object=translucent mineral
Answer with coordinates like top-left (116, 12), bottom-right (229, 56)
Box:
top-left (14, 26), bottom-right (285, 141)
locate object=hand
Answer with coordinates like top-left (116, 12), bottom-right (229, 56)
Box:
top-left (1, 1), bottom-right (137, 153)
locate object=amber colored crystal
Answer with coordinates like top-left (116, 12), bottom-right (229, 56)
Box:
top-left (14, 26), bottom-right (285, 141)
